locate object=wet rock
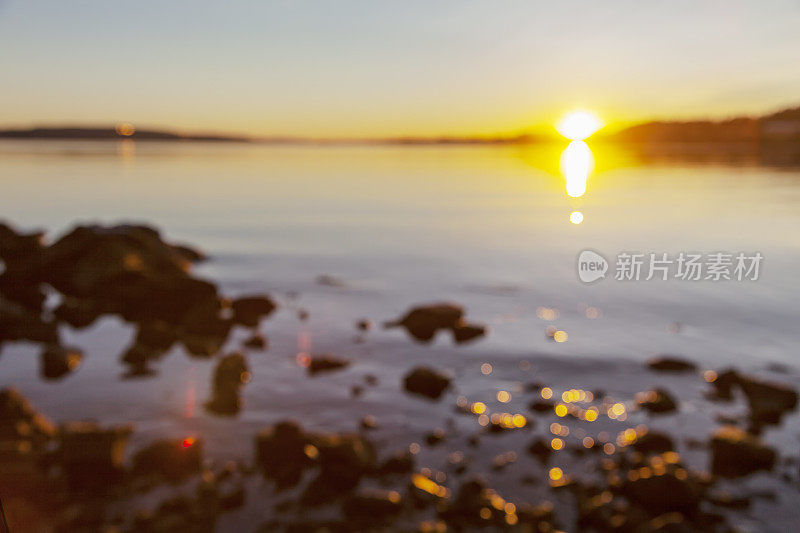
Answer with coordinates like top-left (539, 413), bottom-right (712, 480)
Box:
top-left (622, 469), bottom-right (701, 516)
top-left (0, 294), bottom-right (58, 344)
top-left (738, 374), bottom-right (798, 424)
top-left (52, 298), bottom-right (100, 329)
top-left (384, 302), bottom-right (464, 342)
top-left (230, 295), bottom-right (277, 327)
top-left (636, 388), bottom-right (678, 414)
top-left (707, 369), bottom-right (798, 426)
top-left (707, 368), bottom-right (739, 400)
top-left (0, 387), bottom-right (56, 450)
top-left (342, 490), bottom-right (403, 523)
top-left (243, 332), bottom-right (267, 350)
top-left (301, 432), bottom-right (377, 505)
top-left (120, 342), bottom-right (162, 377)
top-left (527, 438), bottom-right (552, 463)
top-left (710, 426), bottom-right (776, 477)
top-left (647, 356), bottom-right (697, 373)
top-left (403, 366), bottom-right (451, 400)
top-left (58, 421), bottom-right (133, 488)
top-left (316, 274), bottom-right (346, 287)
top-left (131, 437), bottom-right (203, 482)
top-left (452, 322), bottom-right (487, 344)
top-left (425, 428), bottom-right (445, 446)
top-left (40, 345), bottom-right (83, 380)
top-left (36, 224), bottom-right (219, 324)
top-left (377, 449), bottom-right (415, 476)
top-left (528, 399), bottom-right (555, 413)
top-left (206, 353), bottom-right (249, 415)
top-left (360, 415), bottom-right (377, 430)
top-left (307, 354), bottom-right (350, 375)
top-left (255, 420), bottom-right (314, 489)
top-left (632, 431), bottom-right (675, 455)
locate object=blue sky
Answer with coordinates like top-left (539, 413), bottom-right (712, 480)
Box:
top-left (2, 0), bottom-right (799, 136)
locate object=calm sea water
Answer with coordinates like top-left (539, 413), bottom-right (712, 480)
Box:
top-left (2, 140), bottom-right (800, 529)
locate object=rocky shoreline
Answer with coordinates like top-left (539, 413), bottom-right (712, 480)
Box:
top-left (1, 222), bottom-right (799, 532)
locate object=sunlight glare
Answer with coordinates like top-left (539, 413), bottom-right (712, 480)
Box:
top-left (556, 111), bottom-right (603, 141)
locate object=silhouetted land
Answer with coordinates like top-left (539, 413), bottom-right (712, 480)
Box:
top-left (1, 105), bottom-right (799, 147)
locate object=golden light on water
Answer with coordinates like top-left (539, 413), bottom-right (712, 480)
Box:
top-left (561, 140), bottom-right (593, 198)
top-left (556, 110), bottom-right (603, 141)
top-left (569, 210), bottom-right (584, 224)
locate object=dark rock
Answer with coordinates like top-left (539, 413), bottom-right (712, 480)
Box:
top-left (206, 353), bottom-right (249, 415)
top-left (40, 345), bottom-right (83, 380)
top-left (131, 437), bottom-right (203, 481)
top-left (342, 490), bottom-right (403, 523)
top-left (0, 387), bottom-right (56, 450)
top-left (243, 333), bottom-right (267, 350)
top-left (377, 450), bottom-right (415, 476)
top-left (710, 426), bottom-right (775, 477)
top-left (452, 322), bottom-right (487, 344)
top-left (528, 399), bottom-right (555, 413)
top-left (707, 368), bottom-right (739, 400)
top-left (425, 428), bottom-right (445, 446)
top-left (356, 319), bottom-right (372, 331)
top-left (527, 438), bottom-right (552, 463)
top-left (403, 366), bottom-right (451, 400)
top-left (301, 432), bottom-right (376, 505)
top-left (632, 431), bottom-right (675, 455)
top-left (636, 388), bottom-right (678, 414)
top-left (384, 302), bottom-right (464, 342)
top-left (622, 470), bottom-right (701, 516)
top-left (307, 355), bottom-right (350, 375)
top-left (647, 356), bottom-right (697, 372)
top-left (255, 421), bottom-right (314, 489)
top-left (52, 298), bottom-right (100, 329)
top-left (360, 415), bottom-right (377, 430)
top-left (316, 274), bottom-right (346, 287)
top-left (0, 295), bottom-right (58, 344)
top-left (738, 374), bottom-right (798, 424)
top-left (230, 295), bottom-right (277, 327)
top-left (58, 421), bottom-right (133, 488)
top-left (36, 224), bottom-right (220, 324)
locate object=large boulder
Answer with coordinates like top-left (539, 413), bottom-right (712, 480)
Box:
top-left (57, 421), bottom-right (133, 488)
top-left (710, 426), bottom-right (775, 477)
top-left (206, 353), bottom-right (249, 415)
top-left (131, 437), bottom-right (203, 482)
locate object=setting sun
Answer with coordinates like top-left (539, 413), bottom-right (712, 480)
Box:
top-left (556, 110), bottom-right (603, 141)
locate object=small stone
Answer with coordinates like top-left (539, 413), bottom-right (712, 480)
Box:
top-left (403, 366), bottom-right (451, 400)
top-left (243, 333), bottom-right (267, 350)
top-left (307, 355), bottom-right (350, 375)
top-left (40, 345), bottom-right (83, 380)
top-left (636, 388), bottom-right (678, 414)
top-left (647, 356), bottom-right (697, 372)
top-left (452, 322), bottom-right (487, 344)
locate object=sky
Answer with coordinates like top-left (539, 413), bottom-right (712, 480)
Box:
top-left (1, 0), bottom-right (800, 138)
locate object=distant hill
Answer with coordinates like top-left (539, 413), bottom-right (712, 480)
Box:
top-left (0, 127), bottom-right (249, 142)
top-left (606, 105), bottom-right (800, 144)
top-left (1, 105), bottom-right (799, 145)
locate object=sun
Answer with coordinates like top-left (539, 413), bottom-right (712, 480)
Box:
top-left (556, 110), bottom-right (603, 141)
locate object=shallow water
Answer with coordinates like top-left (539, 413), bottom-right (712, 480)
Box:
top-left (1, 140), bottom-right (800, 530)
